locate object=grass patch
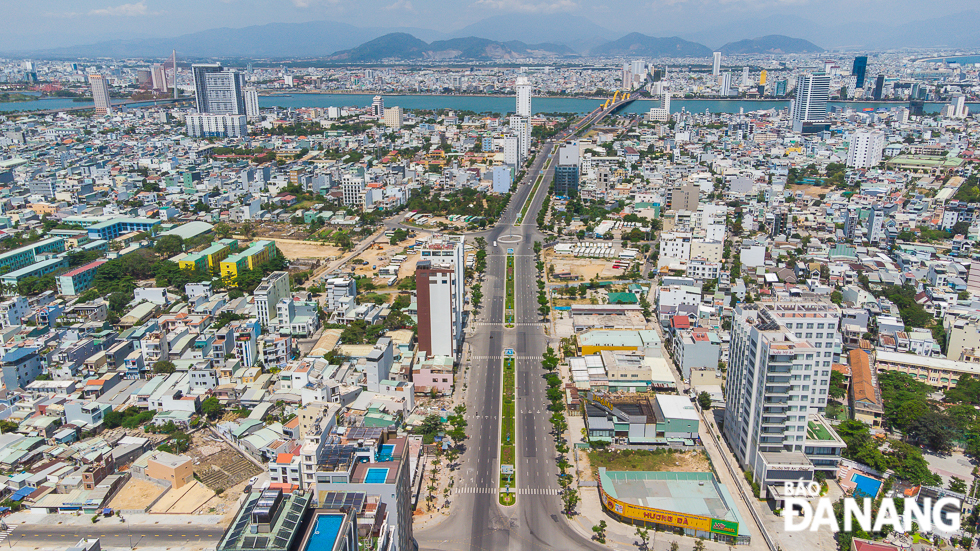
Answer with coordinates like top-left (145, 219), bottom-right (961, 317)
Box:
top-left (501, 357), bottom-right (515, 444)
top-left (589, 448), bottom-right (694, 472)
top-left (516, 168), bottom-right (546, 226)
top-left (505, 255), bottom-right (514, 310)
top-left (499, 491), bottom-right (516, 506)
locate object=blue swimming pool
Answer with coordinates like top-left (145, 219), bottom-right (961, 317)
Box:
top-left (305, 514), bottom-right (344, 551)
top-left (851, 473), bottom-right (883, 498)
top-left (365, 468), bottom-right (389, 484)
top-left (377, 444), bottom-right (394, 462)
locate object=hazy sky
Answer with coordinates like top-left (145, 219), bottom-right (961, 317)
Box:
top-left (4, 0), bottom-right (977, 50)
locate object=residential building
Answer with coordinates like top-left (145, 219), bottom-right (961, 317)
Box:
top-left (791, 73), bottom-right (830, 133)
top-left (847, 130), bottom-right (885, 169)
top-left (89, 74), bottom-right (112, 116)
top-left (516, 75), bottom-right (532, 117)
top-left (326, 277), bottom-right (356, 313)
top-left (185, 114), bottom-right (247, 138)
top-left (192, 64), bottom-right (245, 115)
top-left (1, 347), bottom-right (42, 390)
top-left (255, 271), bottom-right (290, 327)
top-left (57, 260), bottom-right (106, 296)
top-left (383, 106), bottom-right (404, 128)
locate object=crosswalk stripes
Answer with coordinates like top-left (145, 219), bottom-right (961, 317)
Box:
top-left (453, 487), bottom-right (496, 494)
top-left (451, 487), bottom-right (560, 495)
top-left (470, 356), bottom-right (543, 360)
top-left (471, 322), bottom-right (542, 327)
top-left (0, 524), bottom-right (17, 545)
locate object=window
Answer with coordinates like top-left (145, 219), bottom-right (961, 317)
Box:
top-left (816, 333), bottom-right (823, 339)
top-left (817, 323), bottom-right (825, 329)
top-left (806, 333), bottom-right (813, 339)
top-left (796, 323), bottom-right (804, 329)
top-left (807, 323), bottom-right (814, 329)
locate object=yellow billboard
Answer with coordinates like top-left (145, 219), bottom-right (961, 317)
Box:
top-left (599, 486), bottom-right (738, 537)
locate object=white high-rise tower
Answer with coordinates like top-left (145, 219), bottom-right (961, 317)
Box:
top-left (791, 73), bottom-right (831, 132)
top-left (89, 74), bottom-right (112, 116)
top-left (712, 52), bottom-right (722, 77)
top-left (516, 76), bottom-right (531, 117)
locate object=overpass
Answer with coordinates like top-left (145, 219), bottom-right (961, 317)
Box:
top-left (571, 93), bottom-right (640, 136)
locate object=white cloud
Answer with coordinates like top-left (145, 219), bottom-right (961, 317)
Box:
top-left (383, 0), bottom-right (414, 10)
top-left (475, 0), bottom-right (577, 13)
top-left (88, 1), bottom-right (157, 16)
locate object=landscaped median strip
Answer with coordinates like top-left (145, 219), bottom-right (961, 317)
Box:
top-left (499, 352), bottom-right (516, 506)
top-left (515, 154), bottom-right (552, 226)
top-left (505, 253), bottom-right (515, 327)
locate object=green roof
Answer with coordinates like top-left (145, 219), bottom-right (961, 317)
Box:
top-left (607, 292), bottom-right (639, 304)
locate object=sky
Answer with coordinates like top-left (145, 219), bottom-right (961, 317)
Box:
top-left (3, 0), bottom-right (978, 51)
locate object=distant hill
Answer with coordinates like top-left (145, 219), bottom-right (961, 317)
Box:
top-left (452, 14), bottom-right (616, 53)
top-left (330, 33), bottom-right (574, 62)
top-left (719, 35), bottom-right (823, 54)
top-left (589, 33), bottom-right (711, 58)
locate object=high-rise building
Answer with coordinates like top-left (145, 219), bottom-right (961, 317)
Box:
top-left (416, 237), bottom-right (465, 359)
top-left (942, 94), bottom-right (969, 119)
top-left (136, 69), bottom-right (152, 87)
top-left (775, 79), bottom-right (788, 97)
top-left (846, 130), bottom-right (885, 169)
top-left (371, 95), bottom-right (385, 118)
top-left (192, 63), bottom-right (245, 115)
top-left (741, 66), bottom-right (750, 86)
top-left (851, 56), bottom-right (868, 89)
top-left (515, 75), bottom-right (532, 117)
top-left (723, 302), bottom-right (844, 497)
top-left (503, 135), bottom-right (520, 167)
top-left (89, 74), bottom-right (112, 116)
top-left (646, 91), bottom-right (671, 122)
top-left (712, 52), bottom-right (721, 77)
top-left (254, 271), bottom-right (290, 327)
top-left (492, 165), bottom-right (512, 193)
top-left (867, 206), bottom-right (885, 244)
top-left (383, 106), bottom-right (404, 128)
top-left (342, 174), bottom-right (365, 207)
top-left (244, 88), bottom-right (260, 122)
top-left (554, 142), bottom-right (580, 197)
top-left (791, 73), bottom-right (830, 133)
top-left (872, 74), bottom-right (885, 101)
top-left (721, 72), bottom-right (732, 96)
top-left (759, 70), bottom-right (768, 86)
top-left (326, 277), bottom-right (356, 313)
top-left (510, 115), bottom-right (531, 158)
top-left (151, 64), bottom-right (168, 92)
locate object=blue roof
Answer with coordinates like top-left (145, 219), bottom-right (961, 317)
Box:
top-left (10, 486), bottom-right (35, 501)
top-left (2, 347), bottom-right (38, 362)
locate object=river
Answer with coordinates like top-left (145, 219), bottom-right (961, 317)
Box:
top-left (1, 92), bottom-right (974, 115)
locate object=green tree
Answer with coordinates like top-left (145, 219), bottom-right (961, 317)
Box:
top-left (153, 360), bottom-right (176, 374)
top-left (829, 370), bottom-right (847, 400)
top-left (201, 396), bottom-right (225, 420)
top-left (154, 235), bottom-right (184, 257)
top-left (592, 520), bottom-right (607, 544)
top-left (949, 476), bottom-right (968, 494)
top-left (697, 391), bottom-right (712, 410)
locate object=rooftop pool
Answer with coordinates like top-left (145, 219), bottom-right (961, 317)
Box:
top-left (304, 513), bottom-right (344, 551)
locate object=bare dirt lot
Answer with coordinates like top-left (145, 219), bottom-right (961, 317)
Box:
top-left (545, 251), bottom-right (626, 282)
top-left (259, 238), bottom-right (343, 261)
top-left (787, 184), bottom-right (828, 198)
top-left (107, 478), bottom-right (168, 512)
top-left (588, 449), bottom-right (712, 478)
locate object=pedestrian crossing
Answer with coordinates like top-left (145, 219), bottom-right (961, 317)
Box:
top-left (452, 487), bottom-right (561, 495)
top-left (471, 322), bottom-right (542, 327)
top-left (471, 355), bottom-right (544, 360)
top-left (518, 488), bottom-right (562, 495)
top-left (0, 524), bottom-right (17, 546)
top-left (454, 487), bottom-right (497, 494)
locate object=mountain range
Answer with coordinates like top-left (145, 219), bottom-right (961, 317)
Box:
top-left (9, 10), bottom-right (980, 60)
top-left (329, 33), bottom-right (574, 62)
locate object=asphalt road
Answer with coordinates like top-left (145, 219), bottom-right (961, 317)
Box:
top-left (9, 522), bottom-right (226, 548)
top-left (416, 139), bottom-right (604, 551)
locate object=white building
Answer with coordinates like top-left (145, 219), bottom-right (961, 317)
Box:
top-left (510, 116), bottom-right (531, 157)
top-left (342, 174), bottom-right (365, 207)
top-left (503, 136), bottom-right (521, 167)
top-left (185, 114), bottom-right (247, 138)
top-left (515, 76), bottom-right (532, 117)
top-left (244, 88), bottom-right (260, 122)
top-left (416, 236), bottom-right (465, 359)
top-left (712, 52), bottom-right (721, 77)
top-left (492, 165), bottom-right (512, 194)
top-left (723, 303), bottom-right (844, 498)
top-left (326, 277), bottom-right (356, 312)
top-left (658, 232), bottom-right (692, 268)
top-left (372, 95), bottom-right (384, 117)
top-left (846, 130), bottom-right (885, 169)
top-left (255, 271), bottom-right (290, 327)
top-left (0, 296), bottom-right (29, 328)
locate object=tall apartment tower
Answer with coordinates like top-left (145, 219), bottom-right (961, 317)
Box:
top-left (372, 95), bottom-right (385, 118)
top-left (509, 116), bottom-right (531, 158)
top-left (871, 75), bottom-right (885, 101)
top-left (851, 56), bottom-right (868, 89)
top-left (254, 271), bottom-right (290, 327)
top-left (791, 73), bottom-right (830, 133)
top-left (89, 74), bottom-right (112, 116)
top-left (515, 75), bottom-right (532, 117)
top-left (846, 130), bottom-right (885, 169)
top-left (712, 52), bottom-right (721, 76)
top-left (192, 63), bottom-right (245, 115)
top-left (244, 88), bottom-right (260, 121)
top-left (151, 64), bottom-right (168, 92)
top-left (415, 237), bottom-right (465, 359)
top-left (723, 302), bottom-right (843, 497)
